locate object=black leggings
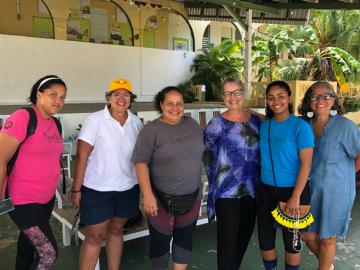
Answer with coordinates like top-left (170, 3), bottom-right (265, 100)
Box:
top-left (215, 196), bottom-right (257, 270)
top-left (9, 197), bottom-right (58, 270)
top-left (257, 182), bottom-right (310, 254)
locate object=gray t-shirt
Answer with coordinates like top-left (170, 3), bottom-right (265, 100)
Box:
top-left (131, 116), bottom-right (204, 196)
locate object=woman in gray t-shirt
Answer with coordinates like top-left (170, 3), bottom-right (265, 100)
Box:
top-left (132, 86), bottom-right (204, 270)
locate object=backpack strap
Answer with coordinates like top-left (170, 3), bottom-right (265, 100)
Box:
top-left (51, 116), bottom-right (67, 194)
top-left (52, 116), bottom-right (62, 137)
top-left (7, 107), bottom-right (37, 177)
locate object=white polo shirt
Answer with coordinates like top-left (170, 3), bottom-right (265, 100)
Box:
top-left (79, 106), bottom-right (143, 191)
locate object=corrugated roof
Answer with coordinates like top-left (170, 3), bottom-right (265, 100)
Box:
top-left (181, 0), bottom-right (360, 25)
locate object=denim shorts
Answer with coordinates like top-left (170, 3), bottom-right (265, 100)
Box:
top-left (80, 184), bottom-right (140, 225)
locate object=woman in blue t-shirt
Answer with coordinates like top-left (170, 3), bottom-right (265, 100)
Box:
top-left (204, 78), bottom-right (261, 270)
top-left (258, 81), bottom-right (314, 270)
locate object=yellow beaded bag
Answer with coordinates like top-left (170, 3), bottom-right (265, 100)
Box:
top-left (271, 202), bottom-right (314, 229)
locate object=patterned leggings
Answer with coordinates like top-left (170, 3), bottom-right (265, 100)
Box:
top-left (147, 200), bottom-right (201, 270)
top-left (9, 197), bottom-right (58, 270)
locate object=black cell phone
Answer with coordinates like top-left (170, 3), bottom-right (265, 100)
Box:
top-left (0, 198), bottom-right (14, 215)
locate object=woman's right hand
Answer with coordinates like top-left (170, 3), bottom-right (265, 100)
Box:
top-left (71, 192), bottom-right (81, 208)
top-left (143, 192), bottom-right (158, 217)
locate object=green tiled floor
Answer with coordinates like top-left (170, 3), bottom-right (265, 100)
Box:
top-left (1, 193), bottom-right (360, 270)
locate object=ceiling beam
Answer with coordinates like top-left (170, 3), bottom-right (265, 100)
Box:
top-left (222, 4), bottom-right (248, 30)
top-left (205, 0), bottom-right (280, 14)
top-left (184, 2), bottom-right (220, 8)
top-left (185, 0), bottom-right (360, 10)
top-left (261, 1), bottom-right (360, 9)
top-left (188, 14), bottom-right (307, 22)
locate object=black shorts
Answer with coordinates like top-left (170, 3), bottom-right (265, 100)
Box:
top-left (257, 182), bottom-right (310, 254)
top-left (80, 184), bottom-right (140, 225)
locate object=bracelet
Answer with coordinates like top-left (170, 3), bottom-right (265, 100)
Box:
top-left (71, 190), bottom-right (81, 193)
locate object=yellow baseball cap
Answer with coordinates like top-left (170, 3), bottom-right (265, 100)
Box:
top-left (109, 78), bottom-right (132, 93)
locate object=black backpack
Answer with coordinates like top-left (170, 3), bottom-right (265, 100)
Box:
top-left (6, 107), bottom-right (65, 193)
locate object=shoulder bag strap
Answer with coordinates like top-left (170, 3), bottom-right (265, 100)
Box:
top-left (268, 119), bottom-right (277, 187)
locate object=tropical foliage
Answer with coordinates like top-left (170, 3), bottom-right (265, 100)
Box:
top-left (252, 30), bottom-right (298, 82)
top-left (177, 80), bottom-right (196, 103)
top-left (341, 87), bottom-right (360, 113)
top-left (253, 10), bottom-right (360, 92)
top-left (190, 39), bottom-right (244, 100)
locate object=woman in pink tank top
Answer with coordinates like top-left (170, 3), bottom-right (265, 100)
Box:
top-left (0, 75), bottom-right (67, 270)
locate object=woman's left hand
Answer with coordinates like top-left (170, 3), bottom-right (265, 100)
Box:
top-left (285, 195), bottom-right (300, 217)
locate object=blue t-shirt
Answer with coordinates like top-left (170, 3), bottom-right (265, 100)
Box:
top-left (260, 115), bottom-right (314, 187)
top-left (204, 114), bottom-right (261, 222)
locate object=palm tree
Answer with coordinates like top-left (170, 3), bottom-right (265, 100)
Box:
top-left (191, 39), bottom-right (244, 101)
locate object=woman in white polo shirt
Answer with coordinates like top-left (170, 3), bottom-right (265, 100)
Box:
top-left (71, 78), bottom-right (143, 269)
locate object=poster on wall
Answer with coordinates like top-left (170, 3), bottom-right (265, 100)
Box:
top-left (80, 20), bottom-right (91, 42)
top-left (67, 20), bottom-right (81, 40)
top-left (173, 38), bottom-right (189, 51)
top-left (33, 17), bottom-right (54, 39)
top-left (90, 7), bottom-right (109, 43)
top-left (67, 19), bottom-right (90, 41)
top-left (145, 16), bottom-right (157, 32)
top-left (69, 0), bottom-right (91, 18)
top-left (143, 31), bottom-right (154, 48)
top-left (80, 0), bottom-right (91, 16)
top-left (110, 23), bottom-right (123, 45)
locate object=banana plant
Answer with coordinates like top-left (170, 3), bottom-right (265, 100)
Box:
top-left (252, 29), bottom-right (298, 82)
top-left (253, 11), bottom-right (360, 90)
top-left (302, 47), bottom-right (360, 92)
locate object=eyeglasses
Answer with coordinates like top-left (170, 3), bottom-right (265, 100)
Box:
top-left (223, 89), bottom-right (244, 98)
top-left (111, 93), bottom-right (131, 99)
top-left (310, 93), bottom-right (335, 101)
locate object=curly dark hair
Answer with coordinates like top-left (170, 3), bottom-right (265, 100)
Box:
top-left (154, 86), bottom-right (183, 113)
top-left (265, 80), bottom-right (293, 119)
top-left (298, 81), bottom-right (344, 119)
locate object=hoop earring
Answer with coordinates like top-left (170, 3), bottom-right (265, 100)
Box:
top-left (306, 111), bottom-right (314, 118)
top-left (330, 109), bottom-right (338, 117)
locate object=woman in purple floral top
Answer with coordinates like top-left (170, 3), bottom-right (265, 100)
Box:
top-left (204, 78), bottom-right (261, 270)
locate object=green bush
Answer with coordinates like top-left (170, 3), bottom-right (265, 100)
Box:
top-left (341, 92), bottom-right (360, 113)
top-left (178, 80), bottom-right (196, 103)
top-left (190, 39), bottom-right (244, 101)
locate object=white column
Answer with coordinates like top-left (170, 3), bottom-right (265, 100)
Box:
top-left (244, 9), bottom-right (253, 98)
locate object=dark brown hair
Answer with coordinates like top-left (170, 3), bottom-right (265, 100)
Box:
top-left (298, 81), bottom-right (343, 119)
